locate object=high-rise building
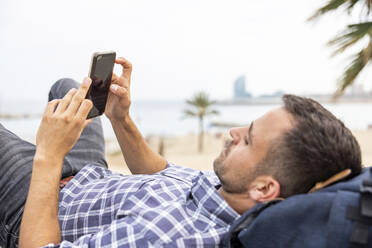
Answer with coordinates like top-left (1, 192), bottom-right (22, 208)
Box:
top-left (233, 75), bottom-right (251, 99)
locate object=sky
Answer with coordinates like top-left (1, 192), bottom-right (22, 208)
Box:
top-left (1, 0), bottom-right (372, 101)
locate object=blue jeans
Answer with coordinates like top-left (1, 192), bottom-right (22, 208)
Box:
top-left (0, 78), bottom-right (108, 248)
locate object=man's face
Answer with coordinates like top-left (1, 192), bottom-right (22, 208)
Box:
top-left (213, 107), bottom-right (294, 194)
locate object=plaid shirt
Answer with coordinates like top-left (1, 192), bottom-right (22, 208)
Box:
top-left (43, 163), bottom-right (240, 247)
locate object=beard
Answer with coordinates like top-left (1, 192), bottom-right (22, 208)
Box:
top-left (213, 140), bottom-right (250, 194)
top-left (213, 139), bottom-right (233, 178)
top-left (214, 160), bottom-right (251, 194)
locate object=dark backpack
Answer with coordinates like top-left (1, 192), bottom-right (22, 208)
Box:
top-left (225, 168), bottom-right (372, 248)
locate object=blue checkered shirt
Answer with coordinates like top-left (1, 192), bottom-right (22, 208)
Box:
top-left (43, 163), bottom-right (240, 247)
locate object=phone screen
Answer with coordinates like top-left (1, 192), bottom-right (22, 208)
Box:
top-left (86, 52), bottom-right (116, 118)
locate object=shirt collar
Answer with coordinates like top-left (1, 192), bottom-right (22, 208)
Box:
top-left (190, 172), bottom-right (240, 225)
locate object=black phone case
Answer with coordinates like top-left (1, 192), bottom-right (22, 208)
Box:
top-left (86, 51), bottom-right (116, 119)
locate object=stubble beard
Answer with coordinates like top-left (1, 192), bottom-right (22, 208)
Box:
top-left (213, 140), bottom-right (249, 194)
top-left (213, 139), bottom-right (233, 180)
top-left (213, 156), bottom-right (225, 181)
top-left (214, 158), bottom-right (250, 194)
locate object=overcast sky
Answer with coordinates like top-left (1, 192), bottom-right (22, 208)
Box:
top-left (1, 0), bottom-right (371, 101)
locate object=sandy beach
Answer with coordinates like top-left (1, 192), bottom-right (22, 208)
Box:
top-left (106, 133), bottom-right (224, 174)
top-left (106, 130), bottom-right (372, 174)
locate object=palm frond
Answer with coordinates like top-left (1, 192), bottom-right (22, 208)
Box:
top-left (186, 92), bottom-right (215, 108)
top-left (308, 0), bottom-right (372, 21)
top-left (365, 0), bottom-right (372, 14)
top-left (206, 110), bottom-right (220, 116)
top-left (183, 109), bottom-right (197, 117)
top-left (310, 0), bottom-right (372, 94)
top-left (183, 91), bottom-right (219, 120)
top-left (328, 22), bottom-right (372, 55)
top-left (182, 109), bottom-right (198, 120)
top-left (308, 0), bottom-right (351, 21)
top-left (334, 40), bottom-right (372, 97)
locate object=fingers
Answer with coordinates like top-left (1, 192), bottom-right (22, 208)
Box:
top-left (65, 77), bottom-right (92, 116)
top-left (54, 88), bottom-right (77, 114)
top-left (83, 119), bottom-right (92, 129)
top-left (110, 84), bottom-right (128, 97)
top-left (76, 99), bottom-right (93, 120)
top-left (45, 99), bottom-right (60, 116)
top-left (115, 57), bottom-right (132, 79)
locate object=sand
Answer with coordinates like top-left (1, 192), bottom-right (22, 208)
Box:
top-left (106, 133), bottom-right (226, 174)
top-left (106, 130), bottom-right (372, 174)
top-left (352, 130), bottom-right (372, 166)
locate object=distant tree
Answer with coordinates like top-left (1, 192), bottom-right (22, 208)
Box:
top-left (309, 0), bottom-right (372, 97)
top-left (183, 92), bottom-right (219, 153)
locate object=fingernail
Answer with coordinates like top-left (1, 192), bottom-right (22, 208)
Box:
top-left (83, 77), bottom-right (91, 86)
top-left (111, 84), bottom-right (118, 92)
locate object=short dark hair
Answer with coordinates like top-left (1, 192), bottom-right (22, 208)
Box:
top-left (257, 94), bottom-right (362, 198)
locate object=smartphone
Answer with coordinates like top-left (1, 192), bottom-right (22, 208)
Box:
top-left (86, 51), bottom-right (116, 119)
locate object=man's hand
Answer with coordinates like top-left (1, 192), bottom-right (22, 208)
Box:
top-left (105, 57), bottom-right (132, 121)
top-left (20, 78), bottom-right (93, 248)
top-left (104, 58), bottom-right (167, 174)
top-left (35, 77), bottom-right (93, 162)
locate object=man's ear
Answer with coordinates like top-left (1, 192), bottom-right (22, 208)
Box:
top-left (248, 176), bottom-right (280, 202)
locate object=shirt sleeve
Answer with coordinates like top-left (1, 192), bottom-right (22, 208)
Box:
top-left (41, 217), bottom-right (150, 248)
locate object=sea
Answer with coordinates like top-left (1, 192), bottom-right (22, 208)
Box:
top-left (1, 99), bottom-right (372, 142)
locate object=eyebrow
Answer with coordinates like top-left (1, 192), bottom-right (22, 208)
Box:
top-left (248, 121), bottom-right (254, 145)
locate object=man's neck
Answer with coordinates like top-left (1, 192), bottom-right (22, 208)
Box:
top-left (217, 187), bottom-right (256, 215)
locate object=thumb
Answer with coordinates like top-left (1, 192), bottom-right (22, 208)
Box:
top-left (110, 84), bottom-right (127, 97)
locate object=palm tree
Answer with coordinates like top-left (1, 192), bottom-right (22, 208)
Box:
top-left (309, 0), bottom-right (372, 97)
top-left (183, 92), bottom-right (219, 153)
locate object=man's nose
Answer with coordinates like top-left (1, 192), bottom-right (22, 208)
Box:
top-left (229, 128), bottom-right (240, 145)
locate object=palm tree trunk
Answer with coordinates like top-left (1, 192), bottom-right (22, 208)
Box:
top-left (198, 117), bottom-right (204, 153)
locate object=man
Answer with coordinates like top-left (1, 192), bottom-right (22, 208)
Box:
top-left (0, 57), bottom-right (361, 247)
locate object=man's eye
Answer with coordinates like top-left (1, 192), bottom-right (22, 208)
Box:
top-left (244, 136), bottom-right (249, 145)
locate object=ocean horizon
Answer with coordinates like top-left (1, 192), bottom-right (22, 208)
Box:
top-left (1, 99), bottom-right (372, 143)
